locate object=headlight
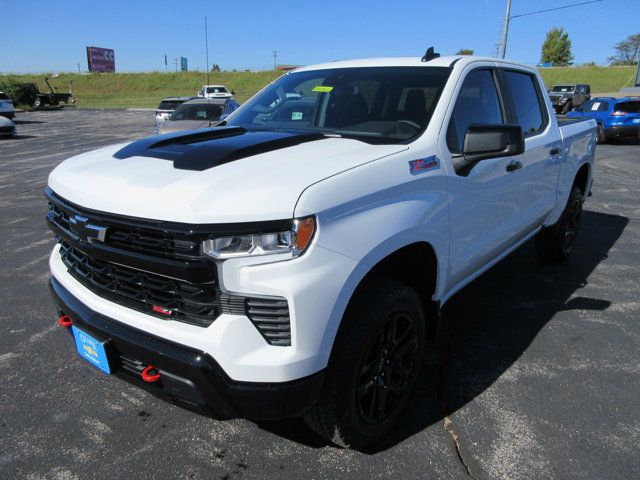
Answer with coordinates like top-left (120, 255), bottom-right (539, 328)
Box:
top-left (201, 217), bottom-right (316, 260)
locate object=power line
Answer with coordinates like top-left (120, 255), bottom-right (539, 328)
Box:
top-left (510, 0), bottom-right (604, 19)
top-left (500, 0), bottom-right (605, 58)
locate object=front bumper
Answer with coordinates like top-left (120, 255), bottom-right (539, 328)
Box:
top-left (50, 276), bottom-right (324, 420)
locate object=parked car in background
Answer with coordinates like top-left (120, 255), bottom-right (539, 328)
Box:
top-left (567, 97), bottom-right (640, 143)
top-left (156, 98), bottom-right (240, 134)
top-left (0, 116), bottom-right (16, 137)
top-left (548, 84), bottom-right (591, 114)
top-left (0, 92), bottom-right (15, 119)
top-left (197, 85), bottom-right (234, 99)
top-left (155, 96), bottom-right (194, 126)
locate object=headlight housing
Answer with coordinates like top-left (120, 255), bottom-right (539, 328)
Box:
top-left (201, 217), bottom-right (316, 260)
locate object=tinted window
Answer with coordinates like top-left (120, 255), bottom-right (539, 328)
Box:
top-left (158, 100), bottom-right (182, 110)
top-left (170, 103), bottom-right (224, 121)
top-left (577, 100), bottom-right (609, 112)
top-left (503, 71), bottom-right (544, 136)
top-left (614, 101), bottom-right (640, 114)
top-left (447, 70), bottom-right (504, 153)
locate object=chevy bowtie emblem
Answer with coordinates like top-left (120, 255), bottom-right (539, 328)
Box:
top-left (69, 215), bottom-right (107, 243)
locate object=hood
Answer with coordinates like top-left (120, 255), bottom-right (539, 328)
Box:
top-left (48, 128), bottom-right (407, 223)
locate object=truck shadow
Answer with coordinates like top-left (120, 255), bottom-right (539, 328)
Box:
top-left (257, 209), bottom-right (629, 452)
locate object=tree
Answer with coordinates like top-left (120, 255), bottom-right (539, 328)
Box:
top-left (211, 64), bottom-right (221, 72)
top-left (608, 34), bottom-right (640, 66)
top-left (541, 28), bottom-right (573, 66)
top-left (456, 49), bottom-right (474, 56)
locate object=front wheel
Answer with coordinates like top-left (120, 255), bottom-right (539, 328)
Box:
top-left (535, 185), bottom-right (583, 262)
top-left (304, 278), bottom-right (426, 449)
top-left (596, 125), bottom-right (606, 144)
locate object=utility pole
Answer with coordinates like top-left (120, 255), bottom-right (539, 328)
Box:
top-left (75, 63), bottom-right (81, 74)
top-left (273, 50), bottom-right (277, 70)
top-left (205, 17), bottom-right (210, 86)
top-left (501, 0), bottom-right (512, 59)
top-left (174, 58), bottom-right (179, 73)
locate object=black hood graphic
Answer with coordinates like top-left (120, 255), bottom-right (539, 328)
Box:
top-left (114, 127), bottom-right (327, 171)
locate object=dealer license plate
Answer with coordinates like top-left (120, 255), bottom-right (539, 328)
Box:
top-left (71, 326), bottom-right (111, 374)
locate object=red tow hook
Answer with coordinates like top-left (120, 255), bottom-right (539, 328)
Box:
top-left (58, 315), bottom-right (73, 328)
top-left (141, 365), bottom-right (161, 383)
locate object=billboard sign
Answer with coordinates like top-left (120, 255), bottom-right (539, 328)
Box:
top-left (180, 57), bottom-right (188, 72)
top-left (86, 46), bottom-right (115, 73)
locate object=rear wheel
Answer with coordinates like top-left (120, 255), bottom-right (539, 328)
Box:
top-left (535, 185), bottom-right (583, 262)
top-left (32, 97), bottom-right (41, 108)
top-left (304, 278), bottom-right (426, 449)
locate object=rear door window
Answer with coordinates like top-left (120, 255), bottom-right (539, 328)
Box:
top-left (502, 71), bottom-right (546, 136)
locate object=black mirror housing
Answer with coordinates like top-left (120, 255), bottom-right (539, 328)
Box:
top-left (453, 124), bottom-right (524, 176)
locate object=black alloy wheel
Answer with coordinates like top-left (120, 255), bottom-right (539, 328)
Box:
top-left (356, 312), bottom-right (418, 424)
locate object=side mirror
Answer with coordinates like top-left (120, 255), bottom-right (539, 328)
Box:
top-left (453, 124), bottom-right (524, 176)
top-left (219, 113), bottom-right (229, 121)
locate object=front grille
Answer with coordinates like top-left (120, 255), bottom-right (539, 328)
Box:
top-left (59, 241), bottom-right (219, 327)
top-left (0, 126), bottom-right (14, 134)
top-left (47, 192), bottom-right (201, 260)
top-left (48, 188), bottom-right (292, 344)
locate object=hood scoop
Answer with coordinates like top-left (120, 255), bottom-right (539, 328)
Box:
top-left (114, 127), bottom-right (328, 171)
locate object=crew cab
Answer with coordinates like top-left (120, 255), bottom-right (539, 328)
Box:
top-left (46, 51), bottom-right (596, 449)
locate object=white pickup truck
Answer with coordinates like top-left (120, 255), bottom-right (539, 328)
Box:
top-left (46, 51), bottom-right (596, 449)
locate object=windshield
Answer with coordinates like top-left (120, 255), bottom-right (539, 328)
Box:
top-left (206, 86), bottom-right (229, 94)
top-left (170, 103), bottom-right (224, 121)
top-left (226, 67), bottom-right (450, 143)
top-left (551, 85), bottom-right (575, 93)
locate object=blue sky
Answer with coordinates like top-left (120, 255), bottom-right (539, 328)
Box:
top-left (0, 0), bottom-right (638, 73)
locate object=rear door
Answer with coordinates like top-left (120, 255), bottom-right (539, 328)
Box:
top-left (499, 69), bottom-right (561, 233)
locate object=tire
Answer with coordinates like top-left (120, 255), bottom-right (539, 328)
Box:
top-left (535, 184), bottom-right (583, 262)
top-left (596, 125), bottom-right (606, 144)
top-left (304, 278), bottom-right (426, 450)
top-left (562, 101), bottom-right (573, 114)
top-left (32, 97), bottom-right (41, 108)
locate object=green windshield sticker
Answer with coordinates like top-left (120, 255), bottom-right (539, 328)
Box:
top-left (312, 85), bottom-right (334, 92)
top-left (291, 112), bottom-right (303, 120)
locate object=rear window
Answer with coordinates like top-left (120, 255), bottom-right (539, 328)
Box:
top-left (170, 103), bottom-right (224, 121)
top-left (206, 87), bottom-right (229, 94)
top-left (503, 70), bottom-right (545, 136)
top-left (158, 100), bottom-right (182, 110)
top-left (614, 102), bottom-right (640, 114)
top-left (551, 85), bottom-right (575, 93)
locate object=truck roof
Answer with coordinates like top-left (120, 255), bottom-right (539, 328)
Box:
top-left (293, 56), bottom-right (535, 72)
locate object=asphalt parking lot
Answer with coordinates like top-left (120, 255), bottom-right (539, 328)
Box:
top-left (1, 109), bottom-right (639, 480)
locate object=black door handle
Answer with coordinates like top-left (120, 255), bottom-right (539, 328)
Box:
top-left (506, 160), bottom-right (522, 172)
top-left (550, 147), bottom-right (561, 155)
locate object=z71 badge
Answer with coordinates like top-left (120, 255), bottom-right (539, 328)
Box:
top-left (409, 156), bottom-right (440, 175)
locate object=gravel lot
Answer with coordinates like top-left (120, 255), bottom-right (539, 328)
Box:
top-left (1, 109), bottom-right (639, 480)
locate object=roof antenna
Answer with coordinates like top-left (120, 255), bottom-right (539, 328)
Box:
top-left (421, 47), bottom-right (440, 62)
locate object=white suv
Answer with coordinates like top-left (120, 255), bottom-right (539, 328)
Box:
top-left (197, 85), bottom-right (234, 99)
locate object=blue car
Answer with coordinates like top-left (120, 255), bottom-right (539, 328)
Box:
top-left (567, 97), bottom-right (640, 144)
